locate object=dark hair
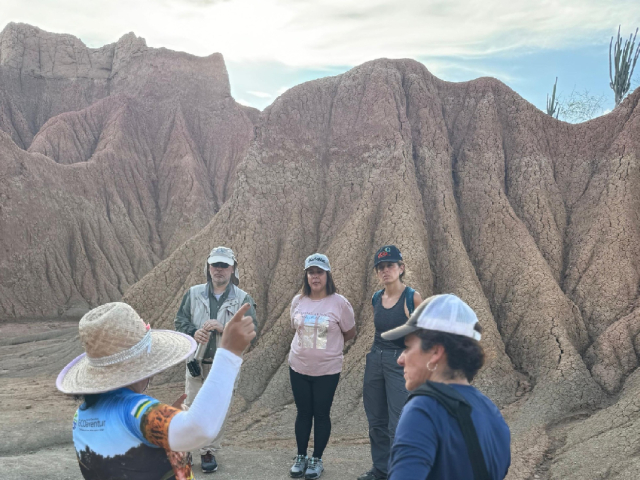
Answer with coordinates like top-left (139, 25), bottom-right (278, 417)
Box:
top-left (302, 270), bottom-right (337, 296)
top-left (415, 323), bottom-right (485, 381)
top-left (74, 394), bottom-right (102, 409)
top-left (374, 260), bottom-right (406, 283)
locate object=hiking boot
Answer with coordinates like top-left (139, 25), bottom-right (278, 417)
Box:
top-left (290, 454), bottom-right (308, 478)
top-left (201, 452), bottom-right (218, 473)
top-left (305, 457), bottom-right (324, 479)
top-left (357, 468), bottom-right (387, 480)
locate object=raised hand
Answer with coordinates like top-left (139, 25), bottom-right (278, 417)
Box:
top-left (220, 303), bottom-right (256, 356)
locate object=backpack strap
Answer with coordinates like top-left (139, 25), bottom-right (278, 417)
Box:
top-left (404, 286), bottom-right (416, 314)
top-left (372, 288), bottom-right (416, 314)
top-left (371, 289), bottom-right (384, 307)
top-left (408, 382), bottom-right (492, 480)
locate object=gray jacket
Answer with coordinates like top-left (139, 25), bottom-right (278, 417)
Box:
top-left (174, 282), bottom-right (257, 360)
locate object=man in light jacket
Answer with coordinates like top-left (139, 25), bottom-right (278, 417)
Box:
top-left (175, 246), bottom-right (257, 473)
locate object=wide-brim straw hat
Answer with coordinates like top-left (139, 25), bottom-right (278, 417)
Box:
top-left (57, 302), bottom-right (196, 395)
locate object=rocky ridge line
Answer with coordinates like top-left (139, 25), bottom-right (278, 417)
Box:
top-left (124, 59), bottom-right (640, 480)
top-left (0, 23), bottom-right (255, 317)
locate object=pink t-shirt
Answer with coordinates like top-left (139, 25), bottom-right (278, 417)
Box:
top-left (288, 293), bottom-right (356, 376)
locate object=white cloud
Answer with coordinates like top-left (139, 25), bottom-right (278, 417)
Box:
top-left (3, 0), bottom-right (640, 69)
top-left (247, 91), bottom-right (272, 98)
top-left (257, 0), bottom-right (640, 66)
top-left (420, 59), bottom-right (519, 83)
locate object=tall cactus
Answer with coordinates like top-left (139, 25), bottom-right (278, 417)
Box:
top-left (547, 77), bottom-right (560, 118)
top-left (609, 26), bottom-right (640, 106)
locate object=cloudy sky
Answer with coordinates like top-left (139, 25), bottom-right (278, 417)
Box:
top-left (4, 0), bottom-right (640, 118)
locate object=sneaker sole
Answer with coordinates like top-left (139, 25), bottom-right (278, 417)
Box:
top-left (290, 472), bottom-right (305, 478)
top-left (304, 472), bottom-right (323, 479)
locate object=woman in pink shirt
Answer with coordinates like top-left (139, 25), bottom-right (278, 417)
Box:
top-left (288, 253), bottom-right (357, 479)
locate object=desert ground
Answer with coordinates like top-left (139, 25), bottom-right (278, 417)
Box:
top-left (0, 320), bottom-right (374, 479)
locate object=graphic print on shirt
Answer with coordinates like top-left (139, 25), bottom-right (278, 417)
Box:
top-left (141, 403), bottom-right (193, 480)
top-left (295, 313), bottom-right (330, 349)
top-left (73, 389), bottom-right (194, 480)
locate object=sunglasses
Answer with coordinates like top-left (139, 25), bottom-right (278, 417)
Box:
top-left (210, 262), bottom-right (231, 269)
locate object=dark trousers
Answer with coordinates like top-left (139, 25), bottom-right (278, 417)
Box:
top-left (289, 367), bottom-right (341, 459)
top-left (363, 346), bottom-right (409, 476)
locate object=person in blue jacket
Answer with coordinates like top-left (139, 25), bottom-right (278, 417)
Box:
top-left (382, 294), bottom-right (511, 480)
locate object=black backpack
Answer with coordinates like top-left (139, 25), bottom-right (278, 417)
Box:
top-left (407, 382), bottom-right (491, 480)
top-left (372, 286), bottom-right (416, 313)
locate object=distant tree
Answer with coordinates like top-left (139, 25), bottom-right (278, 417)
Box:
top-left (558, 88), bottom-right (606, 123)
top-left (609, 26), bottom-right (640, 105)
top-left (546, 77), bottom-right (561, 118)
top-left (545, 78), bottom-right (606, 123)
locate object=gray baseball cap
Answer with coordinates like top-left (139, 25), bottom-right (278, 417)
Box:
top-left (382, 294), bottom-right (481, 341)
top-left (304, 253), bottom-right (331, 271)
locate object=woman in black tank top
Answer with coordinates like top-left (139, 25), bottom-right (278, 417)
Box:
top-left (358, 245), bottom-right (422, 480)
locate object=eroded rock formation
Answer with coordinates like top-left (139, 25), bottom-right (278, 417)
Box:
top-left (2, 22), bottom-right (640, 479)
top-left (0, 23), bottom-right (255, 317)
top-left (124, 59), bottom-right (640, 479)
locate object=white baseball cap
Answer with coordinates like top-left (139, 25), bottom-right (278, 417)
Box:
top-left (304, 253), bottom-right (331, 271)
top-left (206, 246), bottom-right (239, 285)
top-left (207, 246), bottom-right (236, 266)
top-left (382, 294), bottom-right (481, 341)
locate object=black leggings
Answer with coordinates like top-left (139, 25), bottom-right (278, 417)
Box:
top-left (289, 367), bottom-right (340, 458)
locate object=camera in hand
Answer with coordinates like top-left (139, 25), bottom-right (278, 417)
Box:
top-left (187, 343), bottom-right (206, 378)
top-left (187, 358), bottom-right (202, 377)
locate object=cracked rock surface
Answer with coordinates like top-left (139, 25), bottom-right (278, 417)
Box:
top-left (2, 24), bottom-right (640, 480)
top-left (124, 59), bottom-right (640, 479)
top-left (0, 23), bottom-right (255, 317)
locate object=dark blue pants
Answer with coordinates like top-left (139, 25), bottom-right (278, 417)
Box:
top-left (363, 346), bottom-right (409, 476)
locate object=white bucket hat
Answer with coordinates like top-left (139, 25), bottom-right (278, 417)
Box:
top-left (382, 294), bottom-right (482, 341)
top-left (56, 302), bottom-right (196, 394)
top-left (206, 246), bottom-right (239, 286)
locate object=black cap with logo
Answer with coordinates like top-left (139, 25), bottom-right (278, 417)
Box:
top-left (374, 245), bottom-right (403, 267)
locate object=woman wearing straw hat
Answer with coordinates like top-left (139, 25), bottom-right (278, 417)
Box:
top-left (288, 253), bottom-right (357, 479)
top-left (57, 301), bottom-right (255, 480)
top-left (383, 294), bottom-right (511, 480)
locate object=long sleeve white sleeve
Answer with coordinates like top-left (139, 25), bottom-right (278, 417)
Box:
top-left (168, 348), bottom-right (242, 452)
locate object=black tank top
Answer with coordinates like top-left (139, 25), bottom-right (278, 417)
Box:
top-left (373, 287), bottom-right (408, 350)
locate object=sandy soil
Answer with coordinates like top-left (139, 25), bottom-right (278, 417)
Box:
top-left (0, 443), bottom-right (373, 479)
top-left (0, 322), bottom-right (373, 478)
